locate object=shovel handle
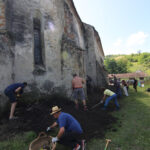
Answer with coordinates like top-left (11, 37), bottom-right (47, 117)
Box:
top-left (104, 139), bottom-right (111, 150)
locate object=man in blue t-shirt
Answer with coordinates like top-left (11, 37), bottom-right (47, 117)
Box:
top-left (47, 106), bottom-right (83, 150)
top-left (4, 82), bottom-right (27, 120)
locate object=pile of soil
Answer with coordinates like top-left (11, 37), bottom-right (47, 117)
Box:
top-left (0, 92), bottom-right (118, 141)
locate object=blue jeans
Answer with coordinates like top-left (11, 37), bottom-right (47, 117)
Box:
top-left (104, 94), bottom-right (119, 108)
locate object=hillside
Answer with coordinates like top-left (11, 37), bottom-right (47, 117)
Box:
top-left (104, 52), bottom-right (150, 75)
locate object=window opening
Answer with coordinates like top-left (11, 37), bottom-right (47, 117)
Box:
top-left (33, 18), bottom-right (43, 65)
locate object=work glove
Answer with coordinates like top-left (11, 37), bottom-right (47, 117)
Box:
top-left (52, 137), bottom-right (59, 143)
top-left (46, 127), bottom-right (51, 132)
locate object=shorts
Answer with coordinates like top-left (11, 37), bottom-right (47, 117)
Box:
top-left (4, 91), bottom-right (17, 103)
top-left (73, 88), bottom-right (85, 101)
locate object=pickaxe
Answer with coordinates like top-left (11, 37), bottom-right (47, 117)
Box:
top-left (104, 139), bottom-right (111, 150)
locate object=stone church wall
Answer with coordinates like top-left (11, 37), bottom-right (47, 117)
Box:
top-left (0, 0), bottom-right (107, 110)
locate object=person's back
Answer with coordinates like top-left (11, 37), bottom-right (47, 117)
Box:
top-left (4, 82), bottom-right (27, 120)
top-left (57, 112), bottom-right (83, 133)
top-left (101, 88), bottom-right (119, 110)
top-left (104, 89), bottom-right (115, 96)
top-left (4, 83), bottom-right (24, 94)
top-left (72, 76), bottom-right (84, 89)
top-left (72, 74), bottom-right (87, 111)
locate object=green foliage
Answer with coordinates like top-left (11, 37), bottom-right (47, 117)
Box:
top-left (104, 58), bottom-right (128, 74)
top-left (104, 58), bottom-right (118, 73)
top-left (104, 52), bottom-right (150, 75)
top-left (138, 53), bottom-right (150, 67)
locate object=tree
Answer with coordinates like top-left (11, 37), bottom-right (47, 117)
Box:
top-left (104, 58), bottom-right (128, 74)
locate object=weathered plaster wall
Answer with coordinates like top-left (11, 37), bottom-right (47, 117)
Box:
top-left (4, 0), bottom-right (65, 94)
top-left (84, 24), bottom-right (98, 86)
top-left (61, 1), bottom-right (86, 93)
top-left (0, 0), bottom-right (107, 110)
top-left (93, 30), bottom-right (107, 86)
top-left (84, 23), bottom-right (107, 87)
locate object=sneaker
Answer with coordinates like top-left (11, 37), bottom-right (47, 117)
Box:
top-left (73, 144), bottom-right (80, 150)
top-left (9, 116), bottom-right (19, 120)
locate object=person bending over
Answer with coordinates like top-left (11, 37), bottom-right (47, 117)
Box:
top-left (4, 82), bottom-right (27, 120)
top-left (101, 87), bottom-right (120, 110)
top-left (47, 106), bottom-right (83, 150)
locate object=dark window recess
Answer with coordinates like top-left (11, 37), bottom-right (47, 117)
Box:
top-left (33, 18), bottom-right (43, 65)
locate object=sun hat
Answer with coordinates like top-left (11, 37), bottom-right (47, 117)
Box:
top-left (50, 106), bottom-right (61, 115)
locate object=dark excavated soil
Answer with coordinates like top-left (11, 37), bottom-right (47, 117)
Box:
top-left (0, 92), bottom-right (118, 141)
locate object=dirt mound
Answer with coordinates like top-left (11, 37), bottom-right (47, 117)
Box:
top-left (0, 93), bottom-right (117, 141)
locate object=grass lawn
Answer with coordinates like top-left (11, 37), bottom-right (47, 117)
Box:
top-left (0, 81), bottom-right (150, 150)
top-left (87, 81), bottom-right (150, 150)
top-left (0, 131), bottom-right (37, 150)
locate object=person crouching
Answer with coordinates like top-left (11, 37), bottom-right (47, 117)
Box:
top-left (46, 106), bottom-right (83, 150)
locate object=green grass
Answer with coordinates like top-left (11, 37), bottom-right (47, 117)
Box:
top-left (87, 81), bottom-right (150, 150)
top-left (0, 131), bottom-right (36, 150)
top-left (0, 82), bottom-right (150, 150)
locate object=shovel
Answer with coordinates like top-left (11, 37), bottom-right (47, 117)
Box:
top-left (104, 139), bottom-right (111, 150)
top-left (91, 100), bottom-right (103, 109)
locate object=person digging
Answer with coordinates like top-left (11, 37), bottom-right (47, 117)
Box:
top-left (4, 82), bottom-right (27, 120)
top-left (100, 87), bottom-right (120, 110)
top-left (72, 73), bottom-right (88, 111)
top-left (46, 106), bottom-right (83, 150)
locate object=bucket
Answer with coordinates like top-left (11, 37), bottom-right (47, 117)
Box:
top-left (29, 132), bottom-right (56, 150)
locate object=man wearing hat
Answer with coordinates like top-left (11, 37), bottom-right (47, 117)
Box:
top-left (47, 106), bottom-right (83, 150)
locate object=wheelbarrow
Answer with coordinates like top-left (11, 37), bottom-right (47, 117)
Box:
top-left (29, 132), bottom-right (56, 150)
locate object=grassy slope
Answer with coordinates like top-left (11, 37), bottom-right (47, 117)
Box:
top-left (128, 62), bottom-right (150, 75)
top-left (111, 54), bottom-right (150, 75)
top-left (87, 81), bottom-right (150, 150)
top-left (0, 82), bottom-right (150, 150)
